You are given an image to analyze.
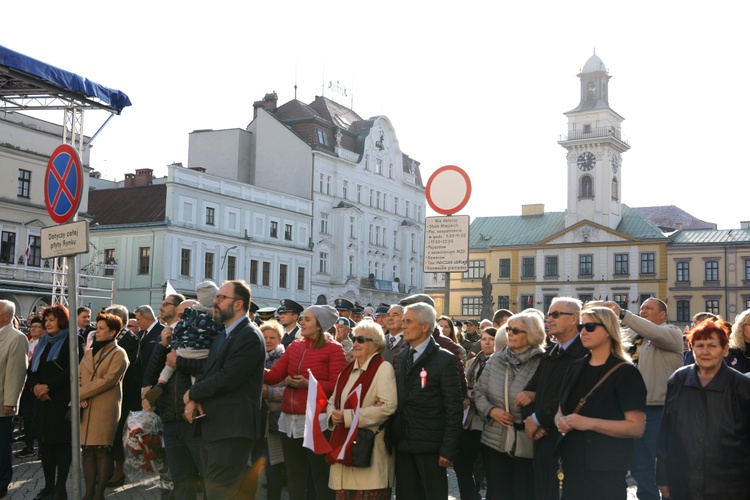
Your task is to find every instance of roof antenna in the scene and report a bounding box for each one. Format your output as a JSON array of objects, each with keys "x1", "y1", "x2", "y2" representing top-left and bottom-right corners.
[{"x1": 294, "y1": 64, "x2": 298, "y2": 100}]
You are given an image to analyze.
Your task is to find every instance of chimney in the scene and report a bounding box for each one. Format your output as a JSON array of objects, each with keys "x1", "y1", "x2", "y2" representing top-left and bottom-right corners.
[
  {"x1": 741, "y1": 221, "x2": 750, "y2": 230},
  {"x1": 253, "y1": 91, "x2": 279, "y2": 119},
  {"x1": 521, "y1": 204, "x2": 545, "y2": 216},
  {"x1": 124, "y1": 173, "x2": 135, "y2": 187},
  {"x1": 674, "y1": 223, "x2": 683, "y2": 230},
  {"x1": 132, "y1": 168, "x2": 153, "y2": 187}
]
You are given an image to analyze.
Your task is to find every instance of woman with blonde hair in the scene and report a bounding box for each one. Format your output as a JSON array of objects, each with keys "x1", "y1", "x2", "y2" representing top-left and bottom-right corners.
[
  {"x1": 555, "y1": 306, "x2": 647, "y2": 499},
  {"x1": 727, "y1": 309, "x2": 750, "y2": 373}
]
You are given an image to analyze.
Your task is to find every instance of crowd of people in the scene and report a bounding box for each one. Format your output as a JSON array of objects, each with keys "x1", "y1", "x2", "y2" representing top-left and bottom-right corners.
[{"x1": 2, "y1": 286, "x2": 750, "y2": 500}]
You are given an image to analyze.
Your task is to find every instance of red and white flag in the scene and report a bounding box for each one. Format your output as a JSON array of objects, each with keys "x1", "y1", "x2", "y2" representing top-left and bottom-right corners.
[
  {"x1": 24, "y1": 244, "x2": 31, "y2": 262},
  {"x1": 303, "y1": 370, "x2": 332, "y2": 454},
  {"x1": 331, "y1": 385, "x2": 362, "y2": 461}
]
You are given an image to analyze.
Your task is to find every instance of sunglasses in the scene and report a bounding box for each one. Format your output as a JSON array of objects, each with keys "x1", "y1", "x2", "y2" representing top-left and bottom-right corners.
[
  {"x1": 546, "y1": 311, "x2": 574, "y2": 319},
  {"x1": 506, "y1": 327, "x2": 528, "y2": 335},
  {"x1": 352, "y1": 336, "x2": 374, "y2": 344},
  {"x1": 577, "y1": 322, "x2": 605, "y2": 333}
]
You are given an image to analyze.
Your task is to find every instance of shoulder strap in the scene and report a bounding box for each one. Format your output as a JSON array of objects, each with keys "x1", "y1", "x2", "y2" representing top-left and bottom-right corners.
[{"x1": 572, "y1": 361, "x2": 627, "y2": 414}]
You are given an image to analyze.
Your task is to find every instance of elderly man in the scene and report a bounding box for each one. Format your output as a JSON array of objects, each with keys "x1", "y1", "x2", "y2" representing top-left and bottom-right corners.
[
  {"x1": 519, "y1": 297, "x2": 586, "y2": 500},
  {"x1": 382, "y1": 304, "x2": 407, "y2": 367},
  {"x1": 605, "y1": 298, "x2": 683, "y2": 500},
  {"x1": 134, "y1": 304, "x2": 165, "y2": 386},
  {"x1": 0, "y1": 300, "x2": 29, "y2": 497},
  {"x1": 392, "y1": 302, "x2": 463, "y2": 499}
]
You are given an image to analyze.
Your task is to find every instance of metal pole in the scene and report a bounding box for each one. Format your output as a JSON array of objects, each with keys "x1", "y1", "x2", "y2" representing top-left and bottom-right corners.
[{"x1": 67, "y1": 253, "x2": 82, "y2": 500}]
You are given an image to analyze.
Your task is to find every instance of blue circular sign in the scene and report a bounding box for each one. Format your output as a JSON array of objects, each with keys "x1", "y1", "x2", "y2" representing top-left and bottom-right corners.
[{"x1": 44, "y1": 144, "x2": 83, "y2": 224}]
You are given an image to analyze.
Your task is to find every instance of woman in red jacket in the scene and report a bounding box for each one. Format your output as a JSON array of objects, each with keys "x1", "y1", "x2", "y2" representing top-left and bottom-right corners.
[{"x1": 264, "y1": 305, "x2": 347, "y2": 500}]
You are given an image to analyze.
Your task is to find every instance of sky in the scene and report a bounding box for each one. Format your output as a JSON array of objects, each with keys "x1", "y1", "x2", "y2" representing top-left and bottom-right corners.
[{"x1": 3, "y1": 1, "x2": 748, "y2": 229}]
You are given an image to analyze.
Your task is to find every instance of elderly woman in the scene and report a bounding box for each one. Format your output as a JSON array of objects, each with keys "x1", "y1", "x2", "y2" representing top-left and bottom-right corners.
[
  {"x1": 264, "y1": 305, "x2": 348, "y2": 500},
  {"x1": 455, "y1": 327, "x2": 496, "y2": 500},
  {"x1": 555, "y1": 306, "x2": 646, "y2": 500},
  {"x1": 259, "y1": 320, "x2": 286, "y2": 500},
  {"x1": 656, "y1": 319, "x2": 750, "y2": 499},
  {"x1": 27, "y1": 305, "x2": 82, "y2": 500},
  {"x1": 79, "y1": 313, "x2": 129, "y2": 500},
  {"x1": 474, "y1": 311, "x2": 545, "y2": 499},
  {"x1": 326, "y1": 322, "x2": 397, "y2": 499}
]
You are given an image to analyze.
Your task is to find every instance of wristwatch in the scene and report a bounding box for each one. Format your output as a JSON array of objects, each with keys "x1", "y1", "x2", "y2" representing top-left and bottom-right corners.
[{"x1": 619, "y1": 309, "x2": 627, "y2": 321}]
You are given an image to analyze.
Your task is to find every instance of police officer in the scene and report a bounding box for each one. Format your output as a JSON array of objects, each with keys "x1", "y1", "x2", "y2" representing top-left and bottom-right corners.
[{"x1": 278, "y1": 299, "x2": 304, "y2": 348}]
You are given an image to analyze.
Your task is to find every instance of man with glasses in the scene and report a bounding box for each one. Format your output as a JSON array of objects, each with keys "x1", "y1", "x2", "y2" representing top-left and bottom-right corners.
[
  {"x1": 518, "y1": 297, "x2": 586, "y2": 500},
  {"x1": 183, "y1": 280, "x2": 265, "y2": 499}
]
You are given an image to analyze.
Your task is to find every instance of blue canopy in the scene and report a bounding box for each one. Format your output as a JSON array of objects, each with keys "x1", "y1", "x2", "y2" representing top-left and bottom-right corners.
[{"x1": 0, "y1": 44, "x2": 131, "y2": 114}]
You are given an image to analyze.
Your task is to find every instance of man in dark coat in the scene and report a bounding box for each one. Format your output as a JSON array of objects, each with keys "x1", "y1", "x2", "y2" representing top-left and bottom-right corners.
[
  {"x1": 392, "y1": 302, "x2": 463, "y2": 499},
  {"x1": 183, "y1": 280, "x2": 265, "y2": 499},
  {"x1": 134, "y1": 304, "x2": 164, "y2": 387}
]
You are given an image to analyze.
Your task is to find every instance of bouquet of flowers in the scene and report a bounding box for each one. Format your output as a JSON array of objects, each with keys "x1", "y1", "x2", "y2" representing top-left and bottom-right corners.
[{"x1": 123, "y1": 410, "x2": 165, "y2": 477}]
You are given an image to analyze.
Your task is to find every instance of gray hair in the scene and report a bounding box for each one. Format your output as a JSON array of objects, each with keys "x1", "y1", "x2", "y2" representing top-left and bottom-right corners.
[
  {"x1": 134, "y1": 305, "x2": 156, "y2": 320},
  {"x1": 506, "y1": 311, "x2": 546, "y2": 348},
  {"x1": 404, "y1": 302, "x2": 436, "y2": 334},
  {"x1": 105, "y1": 304, "x2": 129, "y2": 325},
  {"x1": 550, "y1": 297, "x2": 583, "y2": 315},
  {"x1": 0, "y1": 299, "x2": 15, "y2": 317},
  {"x1": 352, "y1": 321, "x2": 386, "y2": 354}
]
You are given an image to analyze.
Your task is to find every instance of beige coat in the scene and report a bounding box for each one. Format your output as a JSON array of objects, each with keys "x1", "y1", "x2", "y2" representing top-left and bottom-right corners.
[
  {"x1": 326, "y1": 354, "x2": 397, "y2": 491},
  {"x1": 79, "y1": 342, "x2": 129, "y2": 446},
  {"x1": 0, "y1": 323, "x2": 29, "y2": 413}
]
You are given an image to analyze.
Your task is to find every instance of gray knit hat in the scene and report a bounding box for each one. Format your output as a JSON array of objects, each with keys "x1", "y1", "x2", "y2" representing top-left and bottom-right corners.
[
  {"x1": 196, "y1": 280, "x2": 219, "y2": 308},
  {"x1": 306, "y1": 305, "x2": 339, "y2": 332}
]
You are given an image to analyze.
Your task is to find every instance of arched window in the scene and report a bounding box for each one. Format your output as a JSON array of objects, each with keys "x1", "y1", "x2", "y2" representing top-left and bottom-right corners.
[
  {"x1": 612, "y1": 177, "x2": 619, "y2": 200},
  {"x1": 580, "y1": 175, "x2": 594, "y2": 198}
]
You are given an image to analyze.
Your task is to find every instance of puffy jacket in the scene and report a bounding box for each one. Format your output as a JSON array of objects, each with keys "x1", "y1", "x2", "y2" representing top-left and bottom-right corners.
[{"x1": 264, "y1": 338, "x2": 347, "y2": 415}]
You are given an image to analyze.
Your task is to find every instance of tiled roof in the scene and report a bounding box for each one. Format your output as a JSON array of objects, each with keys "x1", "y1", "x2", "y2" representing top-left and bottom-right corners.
[
  {"x1": 469, "y1": 204, "x2": 666, "y2": 249},
  {"x1": 88, "y1": 184, "x2": 167, "y2": 225},
  {"x1": 308, "y1": 96, "x2": 363, "y2": 130},
  {"x1": 669, "y1": 228, "x2": 750, "y2": 245},
  {"x1": 274, "y1": 99, "x2": 320, "y2": 122},
  {"x1": 632, "y1": 205, "x2": 717, "y2": 231}
]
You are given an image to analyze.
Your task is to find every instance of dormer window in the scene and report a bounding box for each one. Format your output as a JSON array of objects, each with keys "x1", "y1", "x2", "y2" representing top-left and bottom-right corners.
[{"x1": 317, "y1": 129, "x2": 328, "y2": 146}]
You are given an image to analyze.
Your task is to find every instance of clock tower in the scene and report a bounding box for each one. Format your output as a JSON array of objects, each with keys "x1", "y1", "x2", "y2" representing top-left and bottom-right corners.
[{"x1": 559, "y1": 51, "x2": 630, "y2": 230}]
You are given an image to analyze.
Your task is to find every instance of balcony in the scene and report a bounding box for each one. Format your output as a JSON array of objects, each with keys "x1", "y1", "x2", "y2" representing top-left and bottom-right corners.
[
  {"x1": 559, "y1": 127, "x2": 630, "y2": 146},
  {"x1": 360, "y1": 277, "x2": 406, "y2": 293}
]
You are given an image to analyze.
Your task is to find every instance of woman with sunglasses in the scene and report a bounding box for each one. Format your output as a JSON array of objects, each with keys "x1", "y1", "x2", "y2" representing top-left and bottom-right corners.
[
  {"x1": 326, "y1": 321, "x2": 397, "y2": 499},
  {"x1": 473, "y1": 311, "x2": 545, "y2": 499},
  {"x1": 264, "y1": 305, "x2": 347, "y2": 500},
  {"x1": 555, "y1": 306, "x2": 646, "y2": 500}
]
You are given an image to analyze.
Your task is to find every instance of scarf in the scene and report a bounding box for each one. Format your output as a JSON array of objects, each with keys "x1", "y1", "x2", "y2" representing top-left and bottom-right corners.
[
  {"x1": 30, "y1": 329, "x2": 69, "y2": 372},
  {"x1": 265, "y1": 345, "x2": 285, "y2": 369},
  {"x1": 91, "y1": 336, "x2": 115, "y2": 357},
  {"x1": 326, "y1": 354, "x2": 385, "y2": 466},
  {"x1": 494, "y1": 344, "x2": 544, "y2": 375}
]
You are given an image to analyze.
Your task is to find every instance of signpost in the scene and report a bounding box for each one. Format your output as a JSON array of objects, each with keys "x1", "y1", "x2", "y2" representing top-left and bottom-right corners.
[{"x1": 44, "y1": 144, "x2": 85, "y2": 500}]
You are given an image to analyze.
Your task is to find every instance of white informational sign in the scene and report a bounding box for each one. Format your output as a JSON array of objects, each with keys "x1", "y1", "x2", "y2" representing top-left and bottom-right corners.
[
  {"x1": 41, "y1": 220, "x2": 90, "y2": 259},
  {"x1": 424, "y1": 215, "x2": 470, "y2": 273}
]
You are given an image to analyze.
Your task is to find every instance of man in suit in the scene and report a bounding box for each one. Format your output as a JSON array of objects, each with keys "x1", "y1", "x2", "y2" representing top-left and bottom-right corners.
[
  {"x1": 392, "y1": 302, "x2": 463, "y2": 500},
  {"x1": 382, "y1": 304, "x2": 407, "y2": 367},
  {"x1": 76, "y1": 307, "x2": 96, "y2": 350},
  {"x1": 134, "y1": 304, "x2": 164, "y2": 387},
  {"x1": 519, "y1": 297, "x2": 586, "y2": 500},
  {"x1": 183, "y1": 280, "x2": 265, "y2": 499},
  {"x1": 278, "y1": 299, "x2": 303, "y2": 348}
]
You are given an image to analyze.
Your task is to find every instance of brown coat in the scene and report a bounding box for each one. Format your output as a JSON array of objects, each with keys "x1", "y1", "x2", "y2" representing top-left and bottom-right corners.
[{"x1": 79, "y1": 342, "x2": 129, "y2": 446}]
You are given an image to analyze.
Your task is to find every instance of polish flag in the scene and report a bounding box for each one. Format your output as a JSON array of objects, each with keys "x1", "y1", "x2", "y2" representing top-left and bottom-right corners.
[
  {"x1": 303, "y1": 370, "x2": 332, "y2": 454},
  {"x1": 332, "y1": 385, "x2": 362, "y2": 461}
]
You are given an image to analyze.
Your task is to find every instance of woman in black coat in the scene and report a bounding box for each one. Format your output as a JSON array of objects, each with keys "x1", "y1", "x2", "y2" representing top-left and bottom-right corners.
[{"x1": 27, "y1": 305, "x2": 82, "y2": 500}]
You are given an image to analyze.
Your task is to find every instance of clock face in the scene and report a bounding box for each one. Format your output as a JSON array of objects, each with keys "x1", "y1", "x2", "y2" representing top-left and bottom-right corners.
[
  {"x1": 611, "y1": 154, "x2": 619, "y2": 173},
  {"x1": 577, "y1": 151, "x2": 596, "y2": 171}
]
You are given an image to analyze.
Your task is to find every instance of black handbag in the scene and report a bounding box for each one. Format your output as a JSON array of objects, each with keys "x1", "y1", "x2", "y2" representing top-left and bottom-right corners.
[{"x1": 350, "y1": 422, "x2": 387, "y2": 468}]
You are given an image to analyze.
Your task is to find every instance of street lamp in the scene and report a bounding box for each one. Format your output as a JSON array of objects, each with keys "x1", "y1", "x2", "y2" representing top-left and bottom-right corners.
[{"x1": 221, "y1": 245, "x2": 238, "y2": 270}]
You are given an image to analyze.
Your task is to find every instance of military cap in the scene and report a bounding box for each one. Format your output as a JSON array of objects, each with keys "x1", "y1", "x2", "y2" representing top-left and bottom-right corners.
[
  {"x1": 399, "y1": 293, "x2": 436, "y2": 308},
  {"x1": 334, "y1": 298, "x2": 354, "y2": 311},
  {"x1": 375, "y1": 303, "x2": 390, "y2": 316},
  {"x1": 257, "y1": 306, "x2": 277, "y2": 322},
  {"x1": 249, "y1": 301, "x2": 260, "y2": 314},
  {"x1": 278, "y1": 299, "x2": 304, "y2": 315},
  {"x1": 335, "y1": 317, "x2": 353, "y2": 328}
]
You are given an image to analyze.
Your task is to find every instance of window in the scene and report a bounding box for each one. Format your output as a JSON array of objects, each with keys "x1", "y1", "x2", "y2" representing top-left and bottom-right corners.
[
  {"x1": 613, "y1": 294, "x2": 628, "y2": 310},
  {"x1": 326, "y1": 176, "x2": 331, "y2": 195},
  {"x1": 319, "y1": 173, "x2": 325, "y2": 193},
  {"x1": 461, "y1": 297, "x2": 482, "y2": 316},
  {"x1": 18, "y1": 169, "x2": 31, "y2": 198},
  {"x1": 342, "y1": 180, "x2": 348, "y2": 199},
  {"x1": 497, "y1": 296, "x2": 510, "y2": 310},
  {"x1": 279, "y1": 264, "x2": 288, "y2": 288},
  {"x1": 393, "y1": 197, "x2": 399, "y2": 214},
  {"x1": 676, "y1": 261, "x2": 690, "y2": 282},
  {"x1": 357, "y1": 185, "x2": 362, "y2": 203},
  {"x1": 411, "y1": 234, "x2": 416, "y2": 253},
  {"x1": 410, "y1": 267, "x2": 416, "y2": 286},
  {"x1": 579, "y1": 255, "x2": 593, "y2": 276},
  {"x1": 285, "y1": 224, "x2": 293, "y2": 241},
  {"x1": 138, "y1": 247, "x2": 150, "y2": 275},
  {"x1": 705, "y1": 261, "x2": 719, "y2": 282},
  {"x1": 180, "y1": 249, "x2": 191, "y2": 276},
  {"x1": 376, "y1": 191, "x2": 381, "y2": 209},
  {"x1": 393, "y1": 230, "x2": 399, "y2": 250},
  {"x1": 520, "y1": 295, "x2": 534, "y2": 311},
  {"x1": 405, "y1": 200, "x2": 410, "y2": 218},
  {"x1": 745, "y1": 259, "x2": 750, "y2": 281},
  {"x1": 580, "y1": 176, "x2": 593, "y2": 198},
  {"x1": 350, "y1": 217, "x2": 356, "y2": 238},
  {"x1": 375, "y1": 158, "x2": 382, "y2": 175},
  {"x1": 369, "y1": 189, "x2": 373, "y2": 207},
  {"x1": 270, "y1": 221, "x2": 278, "y2": 238},
  {"x1": 543, "y1": 295, "x2": 556, "y2": 314},
  {"x1": 639, "y1": 293, "x2": 653, "y2": 305},
  {"x1": 250, "y1": 260, "x2": 258, "y2": 284},
  {"x1": 317, "y1": 129, "x2": 328, "y2": 146},
  {"x1": 297, "y1": 267, "x2": 305, "y2": 290},
  {"x1": 579, "y1": 294, "x2": 594, "y2": 304},
  {"x1": 28, "y1": 236, "x2": 41, "y2": 267},
  {"x1": 103, "y1": 248, "x2": 115, "y2": 275},
  {"x1": 521, "y1": 257, "x2": 535, "y2": 278},
  {"x1": 462, "y1": 260, "x2": 486, "y2": 279},
  {"x1": 614, "y1": 254, "x2": 629, "y2": 275},
  {"x1": 499, "y1": 258, "x2": 511, "y2": 278},
  {"x1": 369, "y1": 224, "x2": 374, "y2": 244},
  {"x1": 583, "y1": 124, "x2": 592, "y2": 134},
  {"x1": 612, "y1": 177, "x2": 619, "y2": 200},
  {"x1": 205, "y1": 207, "x2": 215, "y2": 226},
  {"x1": 705, "y1": 299, "x2": 720, "y2": 316},
  {"x1": 364, "y1": 155, "x2": 369, "y2": 171},
  {"x1": 388, "y1": 163, "x2": 393, "y2": 178},
  {"x1": 227, "y1": 256, "x2": 236, "y2": 280},
  {"x1": 262, "y1": 262, "x2": 271, "y2": 286},
  {"x1": 676, "y1": 300, "x2": 690, "y2": 323},
  {"x1": 0, "y1": 231, "x2": 15, "y2": 264},
  {"x1": 641, "y1": 253, "x2": 655, "y2": 274},
  {"x1": 204, "y1": 252, "x2": 214, "y2": 279},
  {"x1": 544, "y1": 256, "x2": 558, "y2": 277},
  {"x1": 319, "y1": 252, "x2": 329, "y2": 274}
]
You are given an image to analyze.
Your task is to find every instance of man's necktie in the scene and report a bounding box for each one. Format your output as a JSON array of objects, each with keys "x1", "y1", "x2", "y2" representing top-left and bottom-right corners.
[
  {"x1": 389, "y1": 336, "x2": 397, "y2": 350},
  {"x1": 405, "y1": 348, "x2": 416, "y2": 373},
  {"x1": 557, "y1": 346, "x2": 565, "y2": 357}
]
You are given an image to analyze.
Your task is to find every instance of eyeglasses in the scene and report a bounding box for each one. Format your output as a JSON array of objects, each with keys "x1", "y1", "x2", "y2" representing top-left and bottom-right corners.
[
  {"x1": 214, "y1": 294, "x2": 237, "y2": 302},
  {"x1": 352, "y1": 336, "x2": 375, "y2": 344},
  {"x1": 577, "y1": 322, "x2": 606, "y2": 333},
  {"x1": 546, "y1": 311, "x2": 574, "y2": 320},
  {"x1": 506, "y1": 327, "x2": 528, "y2": 335}
]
